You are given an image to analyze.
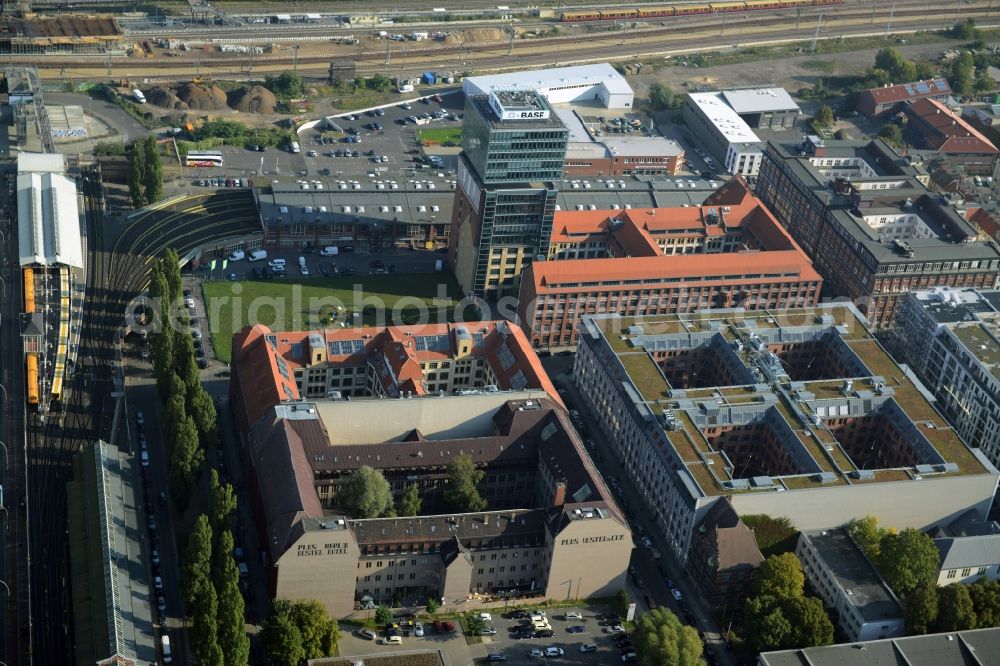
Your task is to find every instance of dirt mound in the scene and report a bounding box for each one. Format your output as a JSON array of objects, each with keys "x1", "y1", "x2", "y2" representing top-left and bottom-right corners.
[
  {"x1": 442, "y1": 28, "x2": 505, "y2": 45},
  {"x1": 145, "y1": 85, "x2": 188, "y2": 110},
  {"x1": 227, "y1": 85, "x2": 277, "y2": 114},
  {"x1": 175, "y1": 83, "x2": 229, "y2": 111}
]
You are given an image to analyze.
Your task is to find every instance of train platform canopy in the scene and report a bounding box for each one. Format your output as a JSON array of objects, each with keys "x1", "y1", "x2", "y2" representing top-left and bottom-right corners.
[
  {"x1": 17, "y1": 152, "x2": 84, "y2": 269},
  {"x1": 463, "y1": 63, "x2": 634, "y2": 109}
]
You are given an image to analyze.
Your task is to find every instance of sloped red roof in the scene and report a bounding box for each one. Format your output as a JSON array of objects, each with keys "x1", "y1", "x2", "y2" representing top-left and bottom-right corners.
[{"x1": 907, "y1": 98, "x2": 999, "y2": 155}]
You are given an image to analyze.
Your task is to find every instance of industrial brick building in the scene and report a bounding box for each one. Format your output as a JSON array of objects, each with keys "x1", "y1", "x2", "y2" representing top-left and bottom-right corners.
[
  {"x1": 895, "y1": 286, "x2": 1000, "y2": 468},
  {"x1": 856, "y1": 78, "x2": 952, "y2": 119},
  {"x1": 229, "y1": 320, "x2": 559, "y2": 431},
  {"x1": 903, "y1": 98, "x2": 1000, "y2": 176},
  {"x1": 755, "y1": 137, "x2": 1000, "y2": 327},
  {"x1": 573, "y1": 305, "x2": 999, "y2": 564},
  {"x1": 240, "y1": 391, "x2": 631, "y2": 618},
  {"x1": 517, "y1": 178, "x2": 822, "y2": 348}
]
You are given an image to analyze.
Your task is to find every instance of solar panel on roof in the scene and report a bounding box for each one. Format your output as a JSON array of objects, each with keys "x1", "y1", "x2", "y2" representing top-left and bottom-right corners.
[
  {"x1": 415, "y1": 335, "x2": 450, "y2": 352},
  {"x1": 329, "y1": 339, "x2": 365, "y2": 355},
  {"x1": 915, "y1": 82, "x2": 930, "y2": 93},
  {"x1": 904, "y1": 84, "x2": 914, "y2": 95}
]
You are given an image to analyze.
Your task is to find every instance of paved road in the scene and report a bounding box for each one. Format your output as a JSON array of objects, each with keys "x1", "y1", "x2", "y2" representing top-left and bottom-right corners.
[
  {"x1": 542, "y1": 356, "x2": 735, "y2": 666},
  {"x1": 46, "y1": 92, "x2": 152, "y2": 148}
]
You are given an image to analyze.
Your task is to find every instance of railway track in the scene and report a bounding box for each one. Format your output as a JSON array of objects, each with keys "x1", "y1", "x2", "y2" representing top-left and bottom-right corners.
[
  {"x1": 26, "y1": 2, "x2": 996, "y2": 82},
  {"x1": 23, "y1": 186, "x2": 260, "y2": 663}
]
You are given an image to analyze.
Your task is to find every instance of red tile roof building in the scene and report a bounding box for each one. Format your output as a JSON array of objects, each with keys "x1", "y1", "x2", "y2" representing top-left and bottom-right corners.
[
  {"x1": 857, "y1": 78, "x2": 952, "y2": 119},
  {"x1": 230, "y1": 320, "x2": 561, "y2": 430},
  {"x1": 904, "y1": 99, "x2": 999, "y2": 175},
  {"x1": 517, "y1": 178, "x2": 822, "y2": 348}
]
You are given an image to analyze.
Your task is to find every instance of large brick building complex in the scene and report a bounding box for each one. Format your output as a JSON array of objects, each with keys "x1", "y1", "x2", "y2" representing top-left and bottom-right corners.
[
  {"x1": 517, "y1": 178, "x2": 821, "y2": 348},
  {"x1": 573, "y1": 305, "x2": 998, "y2": 563},
  {"x1": 229, "y1": 320, "x2": 560, "y2": 431},
  {"x1": 756, "y1": 138, "x2": 1000, "y2": 327},
  {"x1": 241, "y1": 394, "x2": 631, "y2": 617}
]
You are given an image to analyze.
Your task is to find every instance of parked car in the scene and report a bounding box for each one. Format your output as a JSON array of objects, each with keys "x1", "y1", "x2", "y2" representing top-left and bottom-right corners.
[
  {"x1": 565, "y1": 611, "x2": 583, "y2": 620},
  {"x1": 413, "y1": 622, "x2": 424, "y2": 637},
  {"x1": 641, "y1": 536, "x2": 653, "y2": 549},
  {"x1": 528, "y1": 649, "x2": 544, "y2": 659},
  {"x1": 545, "y1": 647, "x2": 564, "y2": 658},
  {"x1": 486, "y1": 653, "x2": 508, "y2": 662},
  {"x1": 567, "y1": 625, "x2": 587, "y2": 634},
  {"x1": 356, "y1": 628, "x2": 377, "y2": 641},
  {"x1": 579, "y1": 643, "x2": 598, "y2": 652},
  {"x1": 671, "y1": 588, "x2": 683, "y2": 600}
]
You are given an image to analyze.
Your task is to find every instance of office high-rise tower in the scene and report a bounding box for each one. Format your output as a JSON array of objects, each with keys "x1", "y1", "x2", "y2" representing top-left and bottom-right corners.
[{"x1": 449, "y1": 90, "x2": 569, "y2": 298}]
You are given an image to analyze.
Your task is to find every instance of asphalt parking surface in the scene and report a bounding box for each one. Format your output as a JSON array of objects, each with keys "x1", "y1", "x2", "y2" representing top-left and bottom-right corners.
[
  {"x1": 192, "y1": 91, "x2": 465, "y2": 184},
  {"x1": 213, "y1": 246, "x2": 446, "y2": 281},
  {"x1": 337, "y1": 605, "x2": 633, "y2": 665}
]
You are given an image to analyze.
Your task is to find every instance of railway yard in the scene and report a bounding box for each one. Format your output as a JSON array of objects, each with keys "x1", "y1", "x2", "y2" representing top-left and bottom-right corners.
[{"x1": 2, "y1": 0, "x2": 993, "y2": 82}]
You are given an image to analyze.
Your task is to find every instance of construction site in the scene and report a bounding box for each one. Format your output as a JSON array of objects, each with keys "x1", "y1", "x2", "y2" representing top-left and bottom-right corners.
[{"x1": 0, "y1": 12, "x2": 127, "y2": 55}]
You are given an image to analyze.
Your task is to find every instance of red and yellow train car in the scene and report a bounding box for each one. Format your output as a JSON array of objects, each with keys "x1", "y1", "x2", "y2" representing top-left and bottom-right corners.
[
  {"x1": 26, "y1": 352, "x2": 39, "y2": 406},
  {"x1": 561, "y1": 0, "x2": 845, "y2": 22}
]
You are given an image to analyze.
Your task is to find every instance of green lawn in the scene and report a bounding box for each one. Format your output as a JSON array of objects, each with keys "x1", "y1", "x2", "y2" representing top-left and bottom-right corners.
[
  {"x1": 202, "y1": 273, "x2": 473, "y2": 362},
  {"x1": 418, "y1": 127, "x2": 462, "y2": 145}
]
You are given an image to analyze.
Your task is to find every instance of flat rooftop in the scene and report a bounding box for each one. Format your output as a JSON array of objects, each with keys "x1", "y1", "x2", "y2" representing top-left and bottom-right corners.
[
  {"x1": 584, "y1": 304, "x2": 991, "y2": 499},
  {"x1": 910, "y1": 286, "x2": 1000, "y2": 379},
  {"x1": 688, "y1": 92, "x2": 762, "y2": 144},
  {"x1": 464, "y1": 62, "x2": 632, "y2": 98},
  {"x1": 802, "y1": 528, "x2": 901, "y2": 623},
  {"x1": 769, "y1": 139, "x2": 1000, "y2": 266},
  {"x1": 722, "y1": 88, "x2": 800, "y2": 115}
]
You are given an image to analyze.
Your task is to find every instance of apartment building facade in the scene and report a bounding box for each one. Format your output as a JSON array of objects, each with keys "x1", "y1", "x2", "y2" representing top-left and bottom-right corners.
[
  {"x1": 683, "y1": 93, "x2": 764, "y2": 176},
  {"x1": 755, "y1": 138, "x2": 1000, "y2": 327},
  {"x1": 518, "y1": 178, "x2": 822, "y2": 348},
  {"x1": 895, "y1": 287, "x2": 1000, "y2": 467},
  {"x1": 573, "y1": 306, "x2": 999, "y2": 563}
]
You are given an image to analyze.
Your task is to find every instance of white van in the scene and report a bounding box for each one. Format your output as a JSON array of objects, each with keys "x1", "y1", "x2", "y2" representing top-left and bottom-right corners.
[
  {"x1": 248, "y1": 249, "x2": 268, "y2": 262},
  {"x1": 238, "y1": 562, "x2": 249, "y2": 578},
  {"x1": 228, "y1": 249, "x2": 245, "y2": 261},
  {"x1": 398, "y1": 84, "x2": 414, "y2": 93},
  {"x1": 320, "y1": 246, "x2": 339, "y2": 256},
  {"x1": 298, "y1": 256, "x2": 307, "y2": 267},
  {"x1": 290, "y1": 141, "x2": 301, "y2": 154},
  {"x1": 161, "y1": 634, "x2": 173, "y2": 663},
  {"x1": 268, "y1": 258, "x2": 286, "y2": 269}
]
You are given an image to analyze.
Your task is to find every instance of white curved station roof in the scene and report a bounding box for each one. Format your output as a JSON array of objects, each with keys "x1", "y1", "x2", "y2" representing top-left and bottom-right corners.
[{"x1": 17, "y1": 153, "x2": 84, "y2": 269}]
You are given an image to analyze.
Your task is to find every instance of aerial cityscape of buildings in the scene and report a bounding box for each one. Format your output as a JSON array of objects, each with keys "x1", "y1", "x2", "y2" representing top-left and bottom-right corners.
[{"x1": 2, "y1": 4, "x2": 1000, "y2": 664}]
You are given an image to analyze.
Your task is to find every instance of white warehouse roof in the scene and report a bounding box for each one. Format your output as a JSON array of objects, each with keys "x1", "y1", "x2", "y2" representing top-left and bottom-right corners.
[
  {"x1": 687, "y1": 92, "x2": 762, "y2": 145},
  {"x1": 463, "y1": 63, "x2": 633, "y2": 108},
  {"x1": 17, "y1": 154, "x2": 84, "y2": 268},
  {"x1": 722, "y1": 87, "x2": 800, "y2": 115}
]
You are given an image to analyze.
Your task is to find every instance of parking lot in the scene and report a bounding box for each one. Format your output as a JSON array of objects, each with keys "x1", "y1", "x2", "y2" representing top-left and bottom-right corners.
[
  {"x1": 216, "y1": 245, "x2": 445, "y2": 282},
  {"x1": 188, "y1": 91, "x2": 465, "y2": 185},
  {"x1": 337, "y1": 605, "x2": 636, "y2": 665}
]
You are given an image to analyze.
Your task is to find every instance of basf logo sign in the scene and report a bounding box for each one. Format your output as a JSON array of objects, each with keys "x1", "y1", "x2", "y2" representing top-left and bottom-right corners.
[{"x1": 500, "y1": 109, "x2": 550, "y2": 120}]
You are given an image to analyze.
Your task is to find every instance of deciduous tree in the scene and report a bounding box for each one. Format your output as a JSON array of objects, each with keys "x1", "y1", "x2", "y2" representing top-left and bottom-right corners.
[
  {"x1": 969, "y1": 578, "x2": 1000, "y2": 628},
  {"x1": 876, "y1": 529, "x2": 940, "y2": 597},
  {"x1": 213, "y1": 529, "x2": 250, "y2": 666},
  {"x1": 741, "y1": 514, "x2": 796, "y2": 557},
  {"x1": 904, "y1": 581, "x2": 939, "y2": 635},
  {"x1": 397, "y1": 483, "x2": 422, "y2": 517},
  {"x1": 754, "y1": 553, "x2": 806, "y2": 599},
  {"x1": 785, "y1": 595, "x2": 834, "y2": 648},
  {"x1": 170, "y1": 414, "x2": 204, "y2": 501},
  {"x1": 143, "y1": 135, "x2": 164, "y2": 204},
  {"x1": 632, "y1": 607, "x2": 703, "y2": 666},
  {"x1": 262, "y1": 604, "x2": 305, "y2": 666},
  {"x1": 287, "y1": 599, "x2": 338, "y2": 659},
  {"x1": 647, "y1": 82, "x2": 675, "y2": 110},
  {"x1": 813, "y1": 105, "x2": 834, "y2": 128},
  {"x1": 443, "y1": 454, "x2": 487, "y2": 512},
  {"x1": 128, "y1": 143, "x2": 146, "y2": 207},
  {"x1": 847, "y1": 515, "x2": 886, "y2": 561},
  {"x1": 951, "y1": 51, "x2": 976, "y2": 95},
  {"x1": 937, "y1": 583, "x2": 978, "y2": 632},
  {"x1": 338, "y1": 466, "x2": 393, "y2": 518},
  {"x1": 192, "y1": 580, "x2": 224, "y2": 666}
]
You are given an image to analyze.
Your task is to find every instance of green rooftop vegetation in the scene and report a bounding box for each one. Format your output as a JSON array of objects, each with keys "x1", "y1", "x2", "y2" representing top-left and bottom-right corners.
[{"x1": 617, "y1": 352, "x2": 669, "y2": 401}]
